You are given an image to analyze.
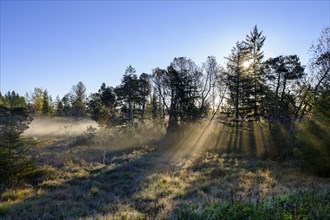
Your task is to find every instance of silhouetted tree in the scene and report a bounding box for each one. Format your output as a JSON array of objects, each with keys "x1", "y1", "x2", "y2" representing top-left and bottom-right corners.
[
  {"x1": 42, "y1": 90, "x2": 52, "y2": 116},
  {"x1": 243, "y1": 25, "x2": 266, "y2": 118},
  {"x1": 296, "y1": 27, "x2": 330, "y2": 119},
  {"x1": 202, "y1": 56, "x2": 220, "y2": 113},
  {"x1": 296, "y1": 89, "x2": 330, "y2": 177},
  {"x1": 150, "y1": 90, "x2": 163, "y2": 122},
  {"x1": 309, "y1": 26, "x2": 330, "y2": 93},
  {"x1": 224, "y1": 42, "x2": 249, "y2": 126},
  {"x1": 0, "y1": 92, "x2": 35, "y2": 185},
  {"x1": 263, "y1": 55, "x2": 305, "y2": 118},
  {"x1": 62, "y1": 93, "x2": 72, "y2": 116},
  {"x1": 71, "y1": 81, "x2": 87, "y2": 118},
  {"x1": 115, "y1": 65, "x2": 140, "y2": 127},
  {"x1": 152, "y1": 57, "x2": 208, "y2": 134},
  {"x1": 54, "y1": 95, "x2": 64, "y2": 116},
  {"x1": 88, "y1": 83, "x2": 117, "y2": 126},
  {"x1": 139, "y1": 73, "x2": 151, "y2": 123}
]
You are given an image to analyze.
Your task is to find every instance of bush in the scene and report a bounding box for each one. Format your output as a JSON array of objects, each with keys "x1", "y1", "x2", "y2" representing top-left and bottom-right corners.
[
  {"x1": 21, "y1": 167, "x2": 60, "y2": 186},
  {"x1": 295, "y1": 90, "x2": 330, "y2": 177}
]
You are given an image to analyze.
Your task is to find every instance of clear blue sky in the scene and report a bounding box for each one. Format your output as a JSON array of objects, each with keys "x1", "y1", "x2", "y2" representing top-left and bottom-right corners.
[{"x1": 1, "y1": 0, "x2": 329, "y2": 98}]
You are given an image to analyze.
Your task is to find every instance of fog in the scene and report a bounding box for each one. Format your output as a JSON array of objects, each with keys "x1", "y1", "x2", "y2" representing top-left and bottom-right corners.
[{"x1": 24, "y1": 117, "x2": 99, "y2": 137}]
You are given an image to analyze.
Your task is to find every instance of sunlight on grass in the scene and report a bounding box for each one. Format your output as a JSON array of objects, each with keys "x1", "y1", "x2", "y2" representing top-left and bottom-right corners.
[
  {"x1": 2, "y1": 118, "x2": 329, "y2": 219},
  {"x1": 1, "y1": 188, "x2": 34, "y2": 201},
  {"x1": 0, "y1": 188, "x2": 38, "y2": 215}
]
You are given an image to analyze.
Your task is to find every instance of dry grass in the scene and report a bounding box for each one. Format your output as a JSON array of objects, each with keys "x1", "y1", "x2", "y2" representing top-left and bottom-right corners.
[{"x1": 1, "y1": 118, "x2": 329, "y2": 219}]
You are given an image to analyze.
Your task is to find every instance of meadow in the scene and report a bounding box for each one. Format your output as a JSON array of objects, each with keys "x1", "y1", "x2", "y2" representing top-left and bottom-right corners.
[{"x1": 1, "y1": 117, "x2": 329, "y2": 219}]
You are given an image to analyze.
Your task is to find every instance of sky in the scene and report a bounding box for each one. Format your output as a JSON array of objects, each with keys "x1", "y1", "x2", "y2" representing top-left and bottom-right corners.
[{"x1": 1, "y1": 0, "x2": 329, "y2": 98}]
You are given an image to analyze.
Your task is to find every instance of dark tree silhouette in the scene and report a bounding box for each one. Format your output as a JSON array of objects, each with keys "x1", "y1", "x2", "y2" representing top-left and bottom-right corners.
[
  {"x1": 71, "y1": 81, "x2": 87, "y2": 118},
  {"x1": 0, "y1": 93, "x2": 34, "y2": 185}
]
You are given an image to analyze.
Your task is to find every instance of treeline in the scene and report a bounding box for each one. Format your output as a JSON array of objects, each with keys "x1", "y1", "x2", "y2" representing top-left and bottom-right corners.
[
  {"x1": 1, "y1": 25, "x2": 329, "y2": 176},
  {"x1": 4, "y1": 26, "x2": 327, "y2": 131}
]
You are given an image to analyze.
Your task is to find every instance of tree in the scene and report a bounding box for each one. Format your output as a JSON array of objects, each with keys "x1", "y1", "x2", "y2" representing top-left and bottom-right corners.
[
  {"x1": 139, "y1": 73, "x2": 151, "y2": 123},
  {"x1": 262, "y1": 55, "x2": 305, "y2": 118},
  {"x1": 30, "y1": 88, "x2": 44, "y2": 115},
  {"x1": 0, "y1": 93, "x2": 4, "y2": 106},
  {"x1": 152, "y1": 57, "x2": 207, "y2": 134},
  {"x1": 3, "y1": 91, "x2": 27, "y2": 108},
  {"x1": 243, "y1": 25, "x2": 266, "y2": 118},
  {"x1": 88, "y1": 83, "x2": 117, "y2": 126},
  {"x1": 224, "y1": 42, "x2": 249, "y2": 126},
  {"x1": 150, "y1": 90, "x2": 162, "y2": 122},
  {"x1": 295, "y1": 89, "x2": 330, "y2": 177},
  {"x1": 171, "y1": 57, "x2": 206, "y2": 122},
  {"x1": 0, "y1": 92, "x2": 35, "y2": 185},
  {"x1": 62, "y1": 93, "x2": 72, "y2": 116},
  {"x1": 309, "y1": 26, "x2": 330, "y2": 93},
  {"x1": 115, "y1": 66, "x2": 140, "y2": 127},
  {"x1": 202, "y1": 56, "x2": 220, "y2": 113},
  {"x1": 93, "y1": 128, "x2": 113, "y2": 165},
  {"x1": 54, "y1": 95, "x2": 64, "y2": 116},
  {"x1": 71, "y1": 81, "x2": 87, "y2": 118},
  {"x1": 42, "y1": 90, "x2": 52, "y2": 116},
  {"x1": 297, "y1": 27, "x2": 330, "y2": 119}
]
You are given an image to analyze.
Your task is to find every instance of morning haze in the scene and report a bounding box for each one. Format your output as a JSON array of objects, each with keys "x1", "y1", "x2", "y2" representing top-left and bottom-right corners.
[{"x1": 0, "y1": 1, "x2": 329, "y2": 219}]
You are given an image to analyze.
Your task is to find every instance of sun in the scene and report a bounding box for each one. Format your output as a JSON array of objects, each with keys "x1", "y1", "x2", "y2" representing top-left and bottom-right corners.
[{"x1": 242, "y1": 60, "x2": 252, "y2": 69}]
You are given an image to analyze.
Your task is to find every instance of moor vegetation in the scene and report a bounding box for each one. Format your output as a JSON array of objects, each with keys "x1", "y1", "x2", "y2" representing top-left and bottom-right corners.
[{"x1": 0, "y1": 26, "x2": 329, "y2": 219}]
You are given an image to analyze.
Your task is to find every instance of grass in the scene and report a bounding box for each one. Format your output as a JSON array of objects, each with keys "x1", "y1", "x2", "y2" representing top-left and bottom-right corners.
[
  {"x1": 1, "y1": 120, "x2": 329, "y2": 219},
  {"x1": 176, "y1": 190, "x2": 330, "y2": 220},
  {"x1": 1, "y1": 149, "x2": 329, "y2": 219}
]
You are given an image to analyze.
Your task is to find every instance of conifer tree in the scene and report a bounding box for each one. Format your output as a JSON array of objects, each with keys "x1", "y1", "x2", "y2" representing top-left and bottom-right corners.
[
  {"x1": 71, "y1": 81, "x2": 87, "y2": 118},
  {"x1": 88, "y1": 83, "x2": 117, "y2": 126},
  {"x1": 224, "y1": 42, "x2": 249, "y2": 126},
  {"x1": 262, "y1": 55, "x2": 305, "y2": 117},
  {"x1": 139, "y1": 73, "x2": 151, "y2": 123},
  {"x1": 115, "y1": 66, "x2": 140, "y2": 127},
  {"x1": 42, "y1": 90, "x2": 51, "y2": 116},
  {"x1": 0, "y1": 92, "x2": 35, "y2": 185},
  {"x1": 243, "y1": 25, "x2": 266, "y2": 118}
]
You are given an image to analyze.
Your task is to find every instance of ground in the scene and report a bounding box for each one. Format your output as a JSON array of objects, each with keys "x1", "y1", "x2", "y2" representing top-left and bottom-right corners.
[{"x1": 0, "y1": 118, "x2": 329, "y2": 219}]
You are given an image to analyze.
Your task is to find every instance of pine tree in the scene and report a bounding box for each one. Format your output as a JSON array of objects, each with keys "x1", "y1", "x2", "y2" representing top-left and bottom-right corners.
[
  {"x1": 243, "y1": 25, "x2": 266, "y2": 118},
  {"x1": 42, "y1": 90, "x2": 51, "y2": 116},
  {"x1": 0, "y1": 93, "x2": 35, "y2": 185},
  {"x1": 224, "y1": 42, "x2": 249, "y2": 126},
  {"x1": 71, "y1": 81, "x2": 87, "y2": 118},
  {"x1": 54, "y1": 95, "x2": 64, "y2": 116},
  {"x1": 262, "y1": 55, "x2": 305, "y2": 117},
  {"x1": 62, "y1": 94, "x2": 72, "y2": 116},
  {"x1": 139, "y1": 73, "x2": 151, "y2": 123},
  {"x1": 115, "y1": 66, "x2": 140, "y2": 127},
  {"x1": 88, "y1": 83, "x2": 117, "y2": 126}
]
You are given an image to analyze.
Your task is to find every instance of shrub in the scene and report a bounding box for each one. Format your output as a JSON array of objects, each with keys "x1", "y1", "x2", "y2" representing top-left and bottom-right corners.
[
  {"x1": 21, "y1": 167, "x2": 60, "y2": 185},
  {"x1": 295, "y1": 90, "x2": 330, "y2": 177}
]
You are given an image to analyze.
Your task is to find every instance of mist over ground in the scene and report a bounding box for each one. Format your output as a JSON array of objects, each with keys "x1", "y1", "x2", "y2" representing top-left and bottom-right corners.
[{"x1": 24, "y1": 117, "x2": 99, "y2": 137}]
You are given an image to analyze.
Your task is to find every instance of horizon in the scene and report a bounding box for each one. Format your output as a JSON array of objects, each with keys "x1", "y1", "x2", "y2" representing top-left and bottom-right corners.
[{"x1": 1, "y1": 0, "x2": 329, "y2": 98}]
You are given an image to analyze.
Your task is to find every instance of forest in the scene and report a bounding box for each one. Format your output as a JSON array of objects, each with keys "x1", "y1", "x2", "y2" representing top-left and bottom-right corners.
[{"x1": 0, "y1": 26, "x2": 329, "y2": 219}]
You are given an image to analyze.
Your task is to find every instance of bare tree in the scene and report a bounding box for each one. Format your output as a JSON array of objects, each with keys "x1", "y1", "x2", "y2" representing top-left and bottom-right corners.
[
  {"x1": 309, "y1": 26, "x2": 330, "y2": 93},
  {"x1": 94, "y1": 128, "x2": 113, "y2": 165},
  {"x1": 202, "y1": 56, "x2": 220, "y2": 113}
]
